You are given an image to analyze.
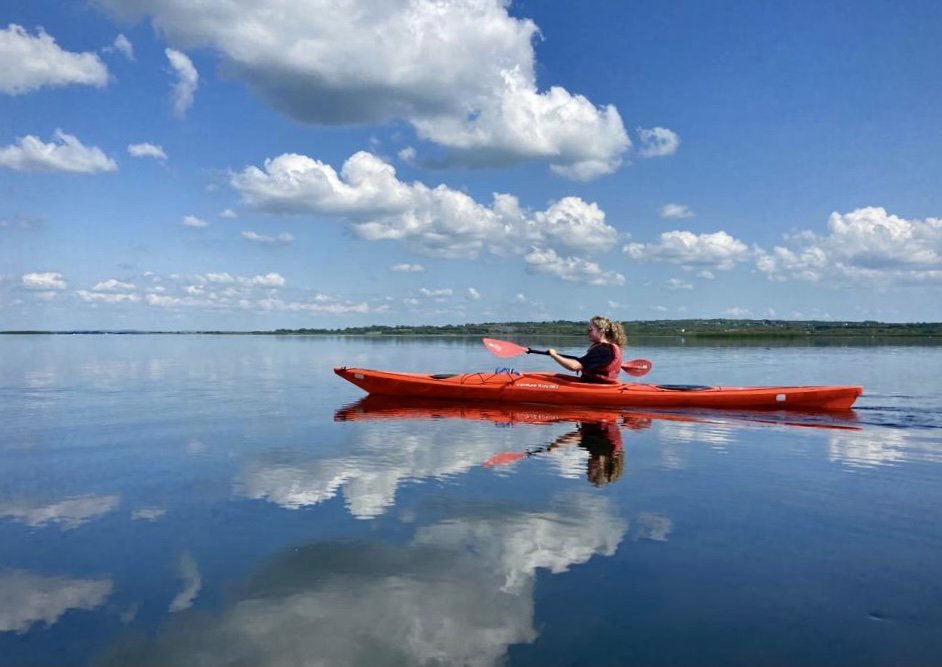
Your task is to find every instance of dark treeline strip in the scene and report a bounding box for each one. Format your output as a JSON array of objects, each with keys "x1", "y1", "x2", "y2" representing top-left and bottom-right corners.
[
  {"x1": 4, "y1": 319, "x2": 941, "y2": 337},
  {"x1": 271, "y1": 319, "x2": 942, "y2": 338}
]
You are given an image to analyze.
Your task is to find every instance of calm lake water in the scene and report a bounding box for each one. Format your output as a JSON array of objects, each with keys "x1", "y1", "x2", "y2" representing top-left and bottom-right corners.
[{"x1": 2, "y1": 334, "x2": 941, "y2": 666}]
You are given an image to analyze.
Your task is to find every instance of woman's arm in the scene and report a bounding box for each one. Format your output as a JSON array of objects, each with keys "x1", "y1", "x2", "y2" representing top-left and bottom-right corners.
[{"x1": 548, "y1": 348, "x2": 583, "y2": 372}]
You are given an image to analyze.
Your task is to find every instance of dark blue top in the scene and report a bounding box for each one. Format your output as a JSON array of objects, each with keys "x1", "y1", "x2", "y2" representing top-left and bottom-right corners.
[{"x1": 578, "y1": 344, "x2": 615, "y2": 376}]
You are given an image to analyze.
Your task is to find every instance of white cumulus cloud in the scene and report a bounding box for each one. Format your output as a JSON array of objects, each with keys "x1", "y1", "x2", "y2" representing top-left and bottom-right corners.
[
  {"x1": 231, "y1": 150, "x2": 623, "y2": 284},
  {"x1": 0, "y1": 24, "x2": 108, "y2": 94},
  {"x1": 246, "y1": 272, "x2": 285, "y2": 287},
  {"x1": 262, "y1": 298, "x2": 383, "y2": 315},
  {"x1": 94, "y1": 0, "x2": 630, "y2": 178},
  {"x1": 232, "y1": 151, "x2": 413, "y2": 217},
  {"x1": 193, "y1": 271, "x2": 285, "y2": 287},
  {"x1": 418, "y1": 67, "x2": 630, "y2": 180},
  {"x1": 525, "y1": 248, "x2": 625, "y2": 286},
  {"x1": 624, "y1": 230, "x2": 750, "y2": 270},
  {"x1": 143, "y1": 272, "x2": 314, "y2": 314},
  {"x1": 128, "y1": 142, "x2": 167, "y2": 161},
  {"x1": 0, "y1": 130, "x2": 117, "y2": 173},
  {"x1": 397, "y1": 146, "x2": 417, "y2": 164},
  {"x1": 183, "y1": 215, "x2": 208, "y2": 228},
  {"x1": 92, "y1": 279, "x2": 135, "y2": 292},
  {"x1": 241, "y1": 230, "x2": 295, "y2": 244},
  {"x1": 666, "y1": 278, "x2": 693, "y2": 290},
  {"x1": 165, "y1": 48, "x2": 198, "y2": 117},
  {"x1": 76, "y1": 291, "x2": 140, "y2": 303},
  {"x1": 637, "y1": 126, "x2": 680, "y2": 158},
  {"x1": 391, "y1": 263, "x2": 424, "y2": 273},
  {"x1": 22, "y1": 272, "x2": 66, "y2": 290},
  {"x1": 419, "y1": 287, "x2": 454, "y2": 299},
  {"x1": 140, "y1": 271, "x2": 342, "y2": 315},
  {"x1": 660, "y1": 203, "x2": 694, "y2": 220},
  {"x1": 534, "y1": 197, "x2": 617, "y2": 254},
  {"x1": 112, "y1": 33, "x2": 134, "y2": 60},
  {"x1": 756, "y1": 207, "x2": 942, "y2": 284}
]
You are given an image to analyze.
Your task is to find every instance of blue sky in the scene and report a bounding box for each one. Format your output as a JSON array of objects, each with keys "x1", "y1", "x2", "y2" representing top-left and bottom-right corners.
[{"x1": 2, "y1": 0, "x2": 941, "y2": 330}]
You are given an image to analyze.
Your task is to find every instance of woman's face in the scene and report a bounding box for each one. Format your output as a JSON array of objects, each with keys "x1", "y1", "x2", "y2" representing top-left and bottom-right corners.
[{"x1": 587, "y1": 323, "x2": 602, "y2": 343}]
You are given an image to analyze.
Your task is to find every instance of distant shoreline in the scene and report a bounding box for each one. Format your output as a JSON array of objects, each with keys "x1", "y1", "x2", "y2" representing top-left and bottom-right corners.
[{"x1": 3, "y1": 319, "x2": 941, "y2": 338}]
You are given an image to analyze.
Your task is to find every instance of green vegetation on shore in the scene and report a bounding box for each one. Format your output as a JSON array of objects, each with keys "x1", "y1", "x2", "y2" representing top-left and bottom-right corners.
[
  {"x1": 272, "y1": 319, "x2": 942, "y2": 338},
  {"x1": 7, "y1": 319, "x2": 939, "y2": 338}
]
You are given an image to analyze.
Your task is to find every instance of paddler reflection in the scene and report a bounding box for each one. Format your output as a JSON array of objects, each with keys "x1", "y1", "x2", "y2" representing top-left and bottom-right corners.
[
  {"x1": 492, "y1": 415, "x2": 651, "y2": 486},
  {"x1": 547, "y1": 420, "x2": 626, "y2": 486}
]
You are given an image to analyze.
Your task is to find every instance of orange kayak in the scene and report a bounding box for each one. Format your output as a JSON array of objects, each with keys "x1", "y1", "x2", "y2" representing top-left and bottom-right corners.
[{"x1": 334, "y1": 367, "x2": 863, "y2": 411}]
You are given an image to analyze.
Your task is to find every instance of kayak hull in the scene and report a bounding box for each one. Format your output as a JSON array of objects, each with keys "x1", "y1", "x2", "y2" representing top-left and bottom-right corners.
[{"x1": 334, "y1": 367, "x2": 863, "y2": 411}]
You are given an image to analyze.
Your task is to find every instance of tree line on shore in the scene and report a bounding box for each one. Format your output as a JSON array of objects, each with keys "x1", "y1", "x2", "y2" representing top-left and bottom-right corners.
[
  {"x1": 271, "y1": 319, "x2": 942, "y2": 338},
  {"x1": 4, "y1": 319, "x2": 940, "y2": 337}
]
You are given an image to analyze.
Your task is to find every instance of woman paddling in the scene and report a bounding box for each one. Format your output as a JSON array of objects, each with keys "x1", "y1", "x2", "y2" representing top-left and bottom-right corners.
[{"x1": 547, "y1": 316, "x2": 627, "y2": 383}]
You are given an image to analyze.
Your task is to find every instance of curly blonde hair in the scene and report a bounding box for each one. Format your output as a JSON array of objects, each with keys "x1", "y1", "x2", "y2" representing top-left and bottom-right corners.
[{"x1": 590, "y1": 315, "x2": 627, "y2": 347}]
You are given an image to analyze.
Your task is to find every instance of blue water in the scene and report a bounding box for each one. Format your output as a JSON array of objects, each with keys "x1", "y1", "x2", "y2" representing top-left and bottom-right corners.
[{"x1": 1, "y1": 335, "x2": 941, "y2": 666}]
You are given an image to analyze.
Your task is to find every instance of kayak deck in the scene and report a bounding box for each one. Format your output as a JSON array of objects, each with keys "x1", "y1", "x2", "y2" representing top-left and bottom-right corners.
[{"x1": 334, "y1": 367, "x2": 863, "y2": 411}]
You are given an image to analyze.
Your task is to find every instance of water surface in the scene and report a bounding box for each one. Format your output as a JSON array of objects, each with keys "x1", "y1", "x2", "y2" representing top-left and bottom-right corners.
[{"x1": 1, "y1": 335, "x2": 941, "y2": 666}]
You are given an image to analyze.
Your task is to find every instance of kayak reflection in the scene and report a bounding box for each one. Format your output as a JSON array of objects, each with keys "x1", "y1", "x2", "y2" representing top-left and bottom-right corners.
[
  {"x1": 338, "y1": 394, "x2": 673, "y2": 426},
  {"x1": 335, "y1": 396, "x2": 668, "y2": 487},
  {"x1": 335, "y1": 395, "x2": 861, "y2": 431},
  {"x1": 338, "y1": 395, "x2": 862, "y2": 489}
]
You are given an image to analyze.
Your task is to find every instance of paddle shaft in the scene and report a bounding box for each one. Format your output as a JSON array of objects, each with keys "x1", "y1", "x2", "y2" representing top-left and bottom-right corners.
[{"x1": 526, "y1": 347, "x2": 578, "y2": 360}]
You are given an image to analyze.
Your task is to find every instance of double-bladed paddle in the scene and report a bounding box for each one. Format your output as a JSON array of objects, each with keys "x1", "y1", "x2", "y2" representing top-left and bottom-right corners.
[{"x1": 482, "y1": 337, "x2": 652, "y2": 377}]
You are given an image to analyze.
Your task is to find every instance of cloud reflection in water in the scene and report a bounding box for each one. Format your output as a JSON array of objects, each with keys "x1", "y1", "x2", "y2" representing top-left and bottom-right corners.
[
  {"x1": 0, "y1": 569, "x2": 112, "y2": 633},
  {"x1": 102, "y1": 493, "x2": 626, "y2": 667},
  {"x1": 236, "y1": 420, "x2": 540, "y2": 518},
  {"x1": 0, "y1": 494, "x2": 120, "y2": 529}
]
